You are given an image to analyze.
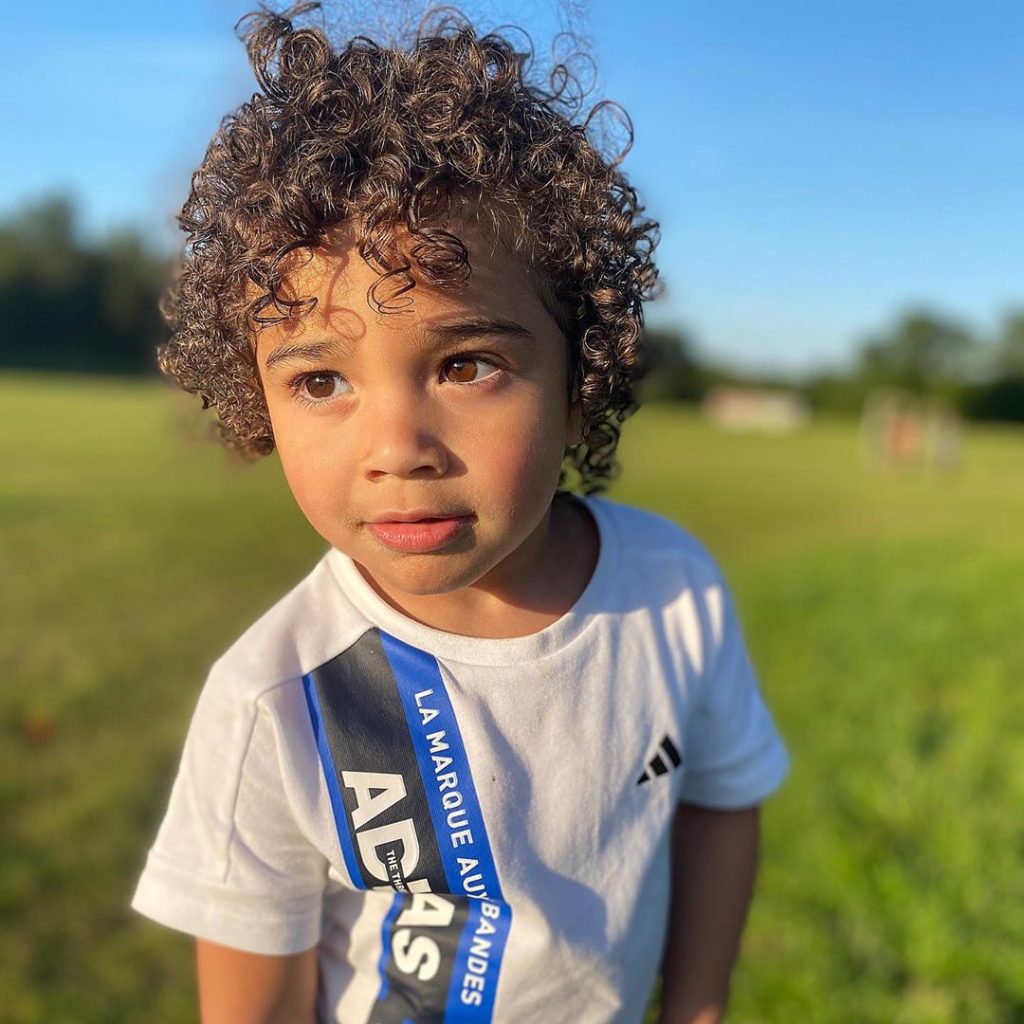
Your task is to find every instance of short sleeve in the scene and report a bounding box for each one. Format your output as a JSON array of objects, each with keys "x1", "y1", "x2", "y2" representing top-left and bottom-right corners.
[
  {"x1": 130, "y1": 671, "x2": 329, "y2": 954},
  {"x1": 678, "y1": 570, "x2": 789, "y2": 809}
]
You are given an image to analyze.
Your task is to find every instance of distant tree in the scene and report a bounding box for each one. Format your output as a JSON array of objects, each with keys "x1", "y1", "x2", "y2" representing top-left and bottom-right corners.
[
  {"x1": 855, "y1": 309, "x2": 977, "y2": 399},
  {"x1": 0, "y1": 194, "x2": 79, "y2": 286},
  {"x1": 638, "y1": 326, "x2": 708, "y2": 402},
  {"x1": 960, "y1": 309, "x2": 1024, "y2": 423},
  {"x1": 962, "y1": 375, "x2": 1024, "y2": 423},
  {"x1": 0, "y1": 194, "x2": 170, "y2": 375},
  {"x1": 993, "y1": 309, "x2": 1024, "y2": 376},
  {"x1": 801, "y1": 369, "x2": 871, "y2": 415}
]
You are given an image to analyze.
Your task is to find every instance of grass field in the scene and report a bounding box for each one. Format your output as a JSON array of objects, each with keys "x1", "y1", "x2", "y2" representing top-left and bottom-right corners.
[{"x1": 3, "y1": 371, "x2": 1024, "y2": 1023}]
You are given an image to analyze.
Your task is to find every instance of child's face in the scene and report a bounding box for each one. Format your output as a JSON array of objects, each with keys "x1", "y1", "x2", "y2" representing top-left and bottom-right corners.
[{"x1": 256, "y1": 222, "x2": 582, "y2": 603}]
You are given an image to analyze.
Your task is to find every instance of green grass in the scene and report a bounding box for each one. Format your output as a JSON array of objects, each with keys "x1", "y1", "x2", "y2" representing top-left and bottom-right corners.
[{"x1": 3, "y1": 372, "x2": 1024, "y2": 1023}]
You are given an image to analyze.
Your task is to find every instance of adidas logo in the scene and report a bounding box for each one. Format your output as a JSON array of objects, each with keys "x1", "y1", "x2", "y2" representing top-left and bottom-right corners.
[{"x1": 636, "y1": 735, "x2": 683, "y2": 785}]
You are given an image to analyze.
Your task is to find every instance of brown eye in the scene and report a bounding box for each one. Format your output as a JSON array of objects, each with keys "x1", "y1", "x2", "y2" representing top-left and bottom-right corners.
[
  {"x1": 442, "y1": 357, "x2": 496, "y2": 384},
  {"x1": 298, "y1": 373, "x2": 349, "y2": 401}
]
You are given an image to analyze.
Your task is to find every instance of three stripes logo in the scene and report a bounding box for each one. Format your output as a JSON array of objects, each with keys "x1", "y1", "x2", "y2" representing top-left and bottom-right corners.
[{"x1": 636, "y1": 734, "x2": 683, "y2": 785}]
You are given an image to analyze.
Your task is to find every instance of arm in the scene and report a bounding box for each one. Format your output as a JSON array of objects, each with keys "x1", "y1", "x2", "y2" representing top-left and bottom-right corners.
[
  {"x1": 196, "y1": 939, "x2": 319, "y2": 1024},
  {"x1": 657, "y1": 802, "x2": 761, "y2": 1024}
]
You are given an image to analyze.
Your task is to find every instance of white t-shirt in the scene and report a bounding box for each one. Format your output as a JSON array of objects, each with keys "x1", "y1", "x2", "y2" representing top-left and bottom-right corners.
[{"x1": 132, "y1": 497, "x2": 788, "y2": 1024}]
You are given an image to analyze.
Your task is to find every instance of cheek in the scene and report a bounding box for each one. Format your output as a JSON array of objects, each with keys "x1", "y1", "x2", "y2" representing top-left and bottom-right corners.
[
  {"x1": 275, "y1": 430, "x2": 348, "y2": 527},
  {"x1": 461, "y1": 389, "x2": 567, "y2": 501}
]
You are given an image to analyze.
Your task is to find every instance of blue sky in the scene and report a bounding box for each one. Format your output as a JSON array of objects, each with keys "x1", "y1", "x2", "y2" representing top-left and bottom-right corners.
[{"x1": 3, "y1": 0, "x2": 1021, "y2": 373}]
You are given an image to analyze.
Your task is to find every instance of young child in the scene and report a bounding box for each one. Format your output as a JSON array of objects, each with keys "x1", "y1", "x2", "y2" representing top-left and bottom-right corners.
[{"x1": 131, "y1": 5, "x2": 789, "y2": 1022}]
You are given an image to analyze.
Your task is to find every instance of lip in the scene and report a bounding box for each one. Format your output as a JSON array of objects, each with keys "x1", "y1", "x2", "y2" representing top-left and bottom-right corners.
[
  {"x1": 368, "y1": 509, "x2": 470, "y2": 524},
  {"x1": 366, "y1": 511, "x2": 474, "y2": 553}
]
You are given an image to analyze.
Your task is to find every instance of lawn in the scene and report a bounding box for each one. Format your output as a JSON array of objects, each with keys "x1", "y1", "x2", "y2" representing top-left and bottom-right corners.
[{"x1": 2, "y1": 371, "x2": 1023, "y2": 1023}]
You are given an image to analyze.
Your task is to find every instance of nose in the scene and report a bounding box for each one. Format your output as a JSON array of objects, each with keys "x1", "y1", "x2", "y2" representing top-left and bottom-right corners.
[{"x1": 360, "y1": 395, "x2": 449, "y2": 481}]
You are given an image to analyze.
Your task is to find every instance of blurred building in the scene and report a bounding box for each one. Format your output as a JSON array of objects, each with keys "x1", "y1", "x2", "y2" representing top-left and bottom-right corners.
[{"x1": 702, "y1": 386, "x2": 810, "y2": 433}]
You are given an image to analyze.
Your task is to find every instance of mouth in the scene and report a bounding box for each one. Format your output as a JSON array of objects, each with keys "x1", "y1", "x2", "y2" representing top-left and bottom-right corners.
[
  {"x1": 365, "y1": 511, "x2": 474, "y2": 553},
  {"x1": 369, "y1": 509, "x2": 472, "y2": 524}
]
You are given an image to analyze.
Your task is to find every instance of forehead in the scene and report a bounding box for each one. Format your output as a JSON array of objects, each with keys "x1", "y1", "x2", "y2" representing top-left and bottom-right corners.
[{"x1": 259, "y1": 220, "x2": 557, "y2": 347}]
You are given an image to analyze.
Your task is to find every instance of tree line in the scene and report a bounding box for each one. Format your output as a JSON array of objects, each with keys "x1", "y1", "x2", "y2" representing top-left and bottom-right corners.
[
  {"x1": 2, "y1": 194, "x2": 1022, "y2": 423},
  {"x1": 643, "y1": 310, "x2": 1024, "y2": 424},
  {"x1": 0, "y1": 195, "x2": 169, "y2": 375}
]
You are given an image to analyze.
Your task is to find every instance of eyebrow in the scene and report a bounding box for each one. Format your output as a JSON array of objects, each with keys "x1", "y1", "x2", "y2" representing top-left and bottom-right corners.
[
  {"x1": 263, "y1": 339, "x2": 345, "y2": 370},
  {"x1": 263, "y1": 316, "x2": 533, "y2": 370},
  {"x1": 423, "y1": 316, "x2": 533, "y2": 345}
]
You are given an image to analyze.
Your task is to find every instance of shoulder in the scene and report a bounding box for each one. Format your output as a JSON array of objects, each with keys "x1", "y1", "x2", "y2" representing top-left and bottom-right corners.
[
  {"x1": 585, "y1": 498, "x2": 737, "y2": 670},
  {"x1": 586, "y1": 496, "x2": 726, "y2": 588},
  {"x1": 203, "y1": 550, "x2": 372, "y2": 710}
]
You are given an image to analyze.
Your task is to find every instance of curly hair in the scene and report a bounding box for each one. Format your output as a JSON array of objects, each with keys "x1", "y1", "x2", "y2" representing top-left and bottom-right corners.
[{"x1": 158, "y1": 1, "x2": 659, "y2": 492}]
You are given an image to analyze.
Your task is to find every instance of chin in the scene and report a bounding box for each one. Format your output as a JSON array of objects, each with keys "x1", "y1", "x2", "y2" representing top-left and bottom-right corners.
[{"x1": 361, "y1": 555, "x2": 491, "y2": 599}]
